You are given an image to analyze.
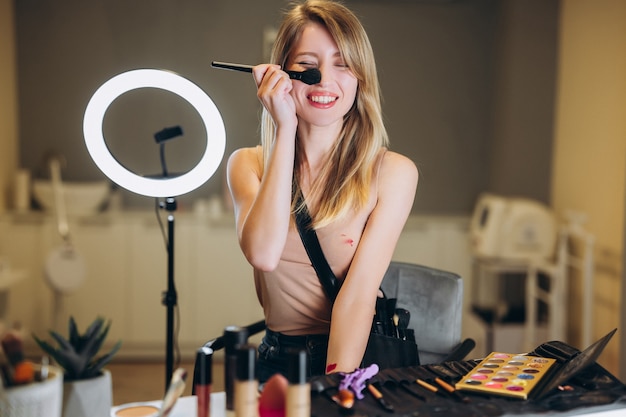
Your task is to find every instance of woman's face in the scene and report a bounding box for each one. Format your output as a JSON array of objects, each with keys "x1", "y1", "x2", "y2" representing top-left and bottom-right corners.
[{"x1": 287, "y1": 22, "x2": 358, "y2": 129}]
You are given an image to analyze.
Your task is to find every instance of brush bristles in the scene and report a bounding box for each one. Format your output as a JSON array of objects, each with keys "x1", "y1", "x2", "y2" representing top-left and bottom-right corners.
[{"x1": 288, "y1": 68, "x2": 321, "y2": 85}]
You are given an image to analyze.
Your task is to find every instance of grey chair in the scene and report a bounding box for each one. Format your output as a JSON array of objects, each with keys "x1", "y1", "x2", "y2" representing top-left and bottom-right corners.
[{"x1": 380, "y1": 261, "x2": 468, "y2": 365}]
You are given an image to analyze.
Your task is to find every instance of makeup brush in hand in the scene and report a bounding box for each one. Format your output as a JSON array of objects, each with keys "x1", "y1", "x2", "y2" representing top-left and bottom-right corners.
[{"x1": 212, "y1": 61, "x2": 322, "y2": 85}]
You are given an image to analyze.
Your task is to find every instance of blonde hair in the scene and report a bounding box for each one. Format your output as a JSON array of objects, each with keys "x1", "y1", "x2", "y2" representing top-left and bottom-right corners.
[{"x1": 261, "y1": 0, "x2": 388, "y2": 228}]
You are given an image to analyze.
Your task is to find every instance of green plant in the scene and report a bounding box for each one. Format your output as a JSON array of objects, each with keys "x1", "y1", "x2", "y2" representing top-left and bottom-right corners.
[{"x1": 33, "y1": 316, "x2": 122, "y2": 381}]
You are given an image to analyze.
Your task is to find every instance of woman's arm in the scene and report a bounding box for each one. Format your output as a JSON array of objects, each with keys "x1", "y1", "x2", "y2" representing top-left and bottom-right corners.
[
  {"x1": 325, "y1": 151, "x2": 418, "y2": 373},
  {"x1": 226, "y1": 65, "x2": 298, "y2": 271}
]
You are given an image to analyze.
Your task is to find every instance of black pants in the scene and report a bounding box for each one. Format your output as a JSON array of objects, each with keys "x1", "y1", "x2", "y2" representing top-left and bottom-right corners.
[{"x1": 256, "y1": 329, "x2": 329, "y2": 384}]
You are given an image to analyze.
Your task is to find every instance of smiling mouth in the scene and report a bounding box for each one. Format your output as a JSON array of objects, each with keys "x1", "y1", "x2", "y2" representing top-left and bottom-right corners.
[{"x1": 309, "y1": 95, "x2": 337, "y2": 104}]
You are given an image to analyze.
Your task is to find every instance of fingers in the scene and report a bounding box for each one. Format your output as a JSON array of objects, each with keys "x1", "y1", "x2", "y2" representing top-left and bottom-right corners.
[
  {"x1": 252, "y1": 64, "x2": 280, "y2": 86},
  {"x1": 253, "y1": 64, "x2": 297, "y2": 129},
  {"x1": 254, "y1": 64, "x2": 292, "y2": 95}
]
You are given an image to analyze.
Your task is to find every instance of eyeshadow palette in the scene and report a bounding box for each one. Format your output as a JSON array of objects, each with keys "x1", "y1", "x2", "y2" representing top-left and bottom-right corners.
[{"x1": 455, "y1": 352, "x2": 557, "y2": 400}]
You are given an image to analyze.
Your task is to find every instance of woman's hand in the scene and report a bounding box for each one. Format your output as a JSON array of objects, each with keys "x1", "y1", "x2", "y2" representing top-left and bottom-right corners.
[{"x1": 253, "y1": 64, "x2": 298, "y2": 133}]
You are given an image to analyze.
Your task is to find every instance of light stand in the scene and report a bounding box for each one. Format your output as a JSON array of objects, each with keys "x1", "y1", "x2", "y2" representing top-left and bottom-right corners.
[
  {"x1": 83, "y1": 69, "x2": 226, "y2": 391},
  {"x1": 162, "y1": 197, "x2": 177, "y2": 388},
  {"x1": 154, "y1": 127, "x2": 183, "y2": 389}
]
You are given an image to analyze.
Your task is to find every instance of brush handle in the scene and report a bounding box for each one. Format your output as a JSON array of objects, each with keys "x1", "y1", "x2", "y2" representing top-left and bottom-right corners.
[{"x1": 211, "y1": 61, "x2": 254, "y2": 73}]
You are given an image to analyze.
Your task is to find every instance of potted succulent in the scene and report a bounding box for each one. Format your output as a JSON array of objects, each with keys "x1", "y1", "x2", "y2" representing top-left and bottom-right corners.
[{"x1": 33, "y1": 316, "x2": 122, "y2": 417}]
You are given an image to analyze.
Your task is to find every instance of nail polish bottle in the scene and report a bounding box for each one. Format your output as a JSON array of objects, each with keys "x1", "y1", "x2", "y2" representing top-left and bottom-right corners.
[
  {"x1": 234, "y1": 345, "x2": 258, "y2": 417},
  {"x1": 286, "y1": 349, "x2": 310, "y2": 417},
  {"x1": 194, "y1": 346, "x2": 213, "y2": 417},
  {"x1": 224, "y1": 325, "x2": 250, "y2": 411}
]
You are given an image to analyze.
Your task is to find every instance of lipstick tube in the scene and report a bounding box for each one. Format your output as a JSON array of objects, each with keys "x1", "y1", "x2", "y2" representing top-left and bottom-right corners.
[
  {"x1": 234, "y1": 345, "x2": 258, "y2": 417},
  {"x1": 286, "y1": 350, "x2": 310, "y2": 417},
  {"x1": 194, "y1": 347, "x2": 213, "y2": 417}
]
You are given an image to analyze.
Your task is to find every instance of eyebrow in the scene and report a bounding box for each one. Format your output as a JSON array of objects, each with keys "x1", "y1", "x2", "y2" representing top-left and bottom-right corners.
[
  {"x1": 292, "y1": 52, "x2": 318, "y2": 60},
  {"x1": 292, "y1": 51, "x2": 343, "y2": 61}
]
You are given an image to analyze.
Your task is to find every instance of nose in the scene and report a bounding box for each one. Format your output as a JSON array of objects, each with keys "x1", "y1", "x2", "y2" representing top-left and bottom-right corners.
[{"x1": 316, "y1": 62, "x2": 332, "y2": 85}]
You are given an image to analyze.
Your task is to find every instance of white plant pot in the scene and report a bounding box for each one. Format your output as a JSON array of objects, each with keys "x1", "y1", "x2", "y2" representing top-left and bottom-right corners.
[
  {"x1": 62, "y1": 369, "x2": 112, "y2": 417},
  {"x1": 1, "y1": 365, "x2": 63, "y2": 417}
]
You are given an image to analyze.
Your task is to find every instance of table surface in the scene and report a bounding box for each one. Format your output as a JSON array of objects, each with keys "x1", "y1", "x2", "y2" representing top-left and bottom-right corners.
[
  {"x1": 110, "y1": 393, "x2": 626, "y2": 417},
  {"x1": 111, "y1": 394, "x2": 224, "y2": 417}
]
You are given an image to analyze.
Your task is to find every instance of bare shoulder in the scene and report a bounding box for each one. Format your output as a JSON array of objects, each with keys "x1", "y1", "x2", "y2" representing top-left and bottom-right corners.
[
  {"x1": 228, "y1": 145, "x2": 261, "y2": 166},
  {"x1": 380, "y1": 150, "x2": 418, "y2": 182},
  {"x1": 375, "y1": 150, "x2": 418, "y2": 212},
  {"x1": 227, "y1": 146, "x2": 262, "y2": 175}
]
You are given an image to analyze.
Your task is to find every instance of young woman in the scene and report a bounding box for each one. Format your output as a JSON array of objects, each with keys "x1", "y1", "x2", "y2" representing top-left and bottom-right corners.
[{"x1": 227, "y1": 0, "x2": 418, "y2": 383}]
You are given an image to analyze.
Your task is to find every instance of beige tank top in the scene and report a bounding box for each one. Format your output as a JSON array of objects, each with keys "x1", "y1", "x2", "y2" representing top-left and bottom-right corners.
[{"x1": 253, "y1": 149, "x2": 386, "y2": 336}]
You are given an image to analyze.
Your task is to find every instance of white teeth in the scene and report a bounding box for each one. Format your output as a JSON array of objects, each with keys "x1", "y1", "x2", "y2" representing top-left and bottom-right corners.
[{"x1": 310, "y1": 96, "x2": 336, "y2": 104}]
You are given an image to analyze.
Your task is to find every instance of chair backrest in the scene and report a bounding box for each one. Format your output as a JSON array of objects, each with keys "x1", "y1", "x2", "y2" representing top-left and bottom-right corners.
[{"x1": 380, "y1": 261, "x2": 464, "y2": 364}]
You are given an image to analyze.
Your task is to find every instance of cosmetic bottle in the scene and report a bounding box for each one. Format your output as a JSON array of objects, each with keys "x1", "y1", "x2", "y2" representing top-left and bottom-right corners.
[
  {"x1": 286, "y1": 349, "x2": 310, "y2": 417},
  {"x1": 223, "y1": 325, "x2": 249, "y2": 411},
  {"x1": 234, "y1": 345, "x2": 258, "y2": 417},
  {"x1": 194, "y1": 346, "x2": 213, "y2": 417}
]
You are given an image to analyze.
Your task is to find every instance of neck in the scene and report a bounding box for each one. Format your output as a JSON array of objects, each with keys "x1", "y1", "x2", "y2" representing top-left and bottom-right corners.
[{"x1": 297, "y1": 121, "x2": 342, "y2": 170}]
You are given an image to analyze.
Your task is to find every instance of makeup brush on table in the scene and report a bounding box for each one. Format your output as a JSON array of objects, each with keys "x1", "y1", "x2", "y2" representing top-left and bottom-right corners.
[
  {"x1": 157, "y1": 368, "x2": 188, "y2": 417},
  {"x1": 211, "y1": 61, "x2": 322, "y2": 85}
]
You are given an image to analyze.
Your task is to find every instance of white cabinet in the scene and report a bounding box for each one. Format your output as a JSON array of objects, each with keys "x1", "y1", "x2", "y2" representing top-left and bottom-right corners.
[
  {"x1": 393, "y1": 217, "x2": 471, "y2": 276},
  {"x1": 0, "y1": 215, "x2": 130, "y2": 345},
  {"x1": 125, "y1": 216, "x2": 171, "y2": 349},
  {"x1": 57, "y1": 218, "x2": 129, "y2": 343},
  {"x1": 190, "y1": 222, "x2": 262, "y2": 343},
  {"x1": 0, "y1": 212, "x2": 470, "y2": 359}
]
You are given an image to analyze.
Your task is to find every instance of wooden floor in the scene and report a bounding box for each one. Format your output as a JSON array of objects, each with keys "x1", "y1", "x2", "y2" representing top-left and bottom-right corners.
[{"x1": 108, "y1": 359, "x2": 225, "y2": 406}]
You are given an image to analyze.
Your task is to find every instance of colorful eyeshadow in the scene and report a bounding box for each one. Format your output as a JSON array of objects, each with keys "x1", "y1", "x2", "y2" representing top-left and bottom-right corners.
[
  {"x1": 455, "y1": 352, "x2": 556, "y2": 400},
  {"x1": 511, "y1": 379, "x2": 529, "y2": 386}
]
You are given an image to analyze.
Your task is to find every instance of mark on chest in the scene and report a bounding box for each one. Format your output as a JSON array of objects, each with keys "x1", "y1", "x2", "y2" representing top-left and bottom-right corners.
[{"x1": 341, "y1": 233, "x2": 355, "y2": 247}]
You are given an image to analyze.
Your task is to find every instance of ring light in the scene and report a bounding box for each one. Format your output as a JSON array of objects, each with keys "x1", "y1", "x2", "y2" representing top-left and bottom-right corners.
[{"x1": 83, "y1": 69, "x2": 225, "y2": 197}]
